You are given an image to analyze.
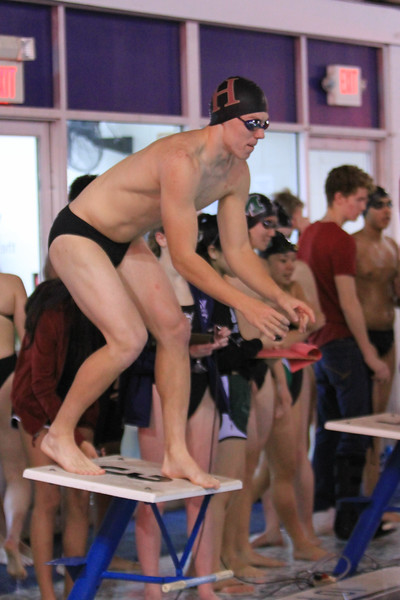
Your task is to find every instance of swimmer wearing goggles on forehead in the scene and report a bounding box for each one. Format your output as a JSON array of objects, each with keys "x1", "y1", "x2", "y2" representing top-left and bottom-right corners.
[
  {"x1": 369, "y1": 199, "x2": 393, "y2": 210},
  {"x1": 365, "y1": 186, "x2": 393, "y2": 213}
]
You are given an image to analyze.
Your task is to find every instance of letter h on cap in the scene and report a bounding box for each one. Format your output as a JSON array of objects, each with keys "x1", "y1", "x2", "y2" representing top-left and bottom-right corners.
[{"x1": 211, "y1": 77, "x2": 240, "y2": 113}]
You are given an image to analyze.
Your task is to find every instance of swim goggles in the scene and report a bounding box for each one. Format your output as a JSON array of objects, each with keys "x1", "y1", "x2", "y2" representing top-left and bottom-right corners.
[
  {"x1": 262, "y1": 219, "x2": 277, "y2": 229},
  {"x1": 237, "y1": 116, "x2": 270, "y2": 131},
  {"x1": 369, "y1": 199, "x2": 393, "y2": 209}
]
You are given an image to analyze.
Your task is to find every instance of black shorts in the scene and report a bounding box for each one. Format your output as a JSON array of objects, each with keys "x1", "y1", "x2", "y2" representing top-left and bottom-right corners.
[
  {"x1": 368, "y1": 329, "x2": 394, "y2": 358},
  {"x1": 49, "y1": 205, "x2": 131, "y2": 267}
]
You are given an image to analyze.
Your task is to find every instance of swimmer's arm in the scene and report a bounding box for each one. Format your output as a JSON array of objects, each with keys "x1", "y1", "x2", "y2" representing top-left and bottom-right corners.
[
  {"x1": 225, "y1": 276, "x2": 319, "y2": 349},
  {"x1": 159, "y1": 156, "x2": 289, "y2": 339},
  {"x1": 281, "y1": 281, "x2": 325, "y2": 341},
  {"x1": 336, "y1": 274, "x2": 389, "y2": 381},
  {"x1": 217, "y1": 190, "x2": 314, "y2": 329},
  {"x1": 292, "y1": 260, "x2": 324, "y2": 314},
  {"x1": 391, "y1": 239, "x2": 400, "y2": 303}
]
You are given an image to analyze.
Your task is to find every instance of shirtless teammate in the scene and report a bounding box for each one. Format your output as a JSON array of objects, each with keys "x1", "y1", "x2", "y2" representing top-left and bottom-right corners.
[
  {"x1": 353, "y1": 186, "x2": 400, "y2": 494},
  {"x1": 41, "y1": 76, "x2": 314, "y2": 486}
]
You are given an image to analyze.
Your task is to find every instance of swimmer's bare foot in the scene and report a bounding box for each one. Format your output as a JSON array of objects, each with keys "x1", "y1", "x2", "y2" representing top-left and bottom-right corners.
[
  {"x1": 213, "y1": 578, "x2": 255, "y2": 596},
  {"x1": 249, "y1": 553, "x2": 285, "y2": 569},
  {"x1": 306, "y1": 532, "x2": 323, "y2": 546},
  {"x1": 383, "y1": 511, "x2": 400, "y2": 522},
  {"x1": 293, "y1": 542, "x2": 329, "y2": 562},
  {"x1": 230, "y1": 564, "x2": 269, "y2": 582},
  {"x1": 197, "y1": 584, "x2": 221, "y2": 600},
  {"x1": 4, "y1": 539, "x2": 27, "y2": 579},
  {"x1": 162, "y1": 448, "x2": 220, "y2": 489},
  {"x1": 41, "y1": 432, "x2": 105, "y2": 476},
  {"x1": 221, "y1": 553, "x2": 284, "y2": 579},
  {"x1": 250, "y1": 530, "x2": 285, "y2": 548},
  {"x1": 238, "y1": 546, "x2": 286, "y2": 568}
]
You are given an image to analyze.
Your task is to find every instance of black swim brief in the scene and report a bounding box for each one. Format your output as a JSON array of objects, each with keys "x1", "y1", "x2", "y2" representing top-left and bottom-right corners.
[
  {"x1": 48, "y1": 205, "x2": 131, "y2": 267},
  {"x1": 368, "y1": 329, "x2": 394, "y2": 358},
  {"x1": 0, "y1": 353, "x2": 17, "y2": 387}
]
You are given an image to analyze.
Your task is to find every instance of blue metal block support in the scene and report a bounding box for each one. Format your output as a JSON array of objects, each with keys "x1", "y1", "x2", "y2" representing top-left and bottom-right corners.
[
  {"x1": 68, "y1": 497, "x2": 137, "y2": 600},
  {"x1": 334, "y1": 440, "x2": 400, "y2": 578}
]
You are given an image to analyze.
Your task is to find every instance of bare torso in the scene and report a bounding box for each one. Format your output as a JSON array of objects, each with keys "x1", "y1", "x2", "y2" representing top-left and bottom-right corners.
[
  {"x1": 71, "y1": 128, "x2": 246, "y2": 243},
  {"x1": 353, "y1": 230, "x2": 399, "y2": 330}
]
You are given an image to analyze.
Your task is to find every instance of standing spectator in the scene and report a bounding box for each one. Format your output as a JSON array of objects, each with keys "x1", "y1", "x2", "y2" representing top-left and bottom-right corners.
[
  {"x1": 12, "y1": 279, "x2": 102, "y2": 599},
  {"x1": 353, "y1": 186, "x2": 400, "y2": 494},
  {"x1": 297, "y1": 165, "x2": 390, "y2": 539},
  {"x1": 273, "y1": 188, "x2": 310, "y2": 238},
  {"x1": 0, "y1": 273, "x2": 30, "y2": 579}
]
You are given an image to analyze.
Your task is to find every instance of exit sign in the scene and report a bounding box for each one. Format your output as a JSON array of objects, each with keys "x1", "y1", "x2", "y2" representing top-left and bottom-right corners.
[
  {"x1": 323, "y1": 65, "x2": 363, "y2": 107},
  {"x1": 0, "y1": 60, "x2": 24, "y2": 103}
]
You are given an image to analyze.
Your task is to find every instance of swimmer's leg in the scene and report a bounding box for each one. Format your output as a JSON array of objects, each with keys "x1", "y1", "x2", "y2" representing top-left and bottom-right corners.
[
  {"x1": 42, "y1": 235, "x2": 149, "y2": 475},
  {"x1": 118, "y1": 239, "x2": 220, "y2": 489}
]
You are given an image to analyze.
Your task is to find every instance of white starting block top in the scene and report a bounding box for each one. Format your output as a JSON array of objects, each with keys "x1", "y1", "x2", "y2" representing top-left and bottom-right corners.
[
  {"x1": 325, "y1": 413, "x2": 400, "y2": 440},
  {"x1": 23, "y1": 455, "x2": 242, "y2": 503}
]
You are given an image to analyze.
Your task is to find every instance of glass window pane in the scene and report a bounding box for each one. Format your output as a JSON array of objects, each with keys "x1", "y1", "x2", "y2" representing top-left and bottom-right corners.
[
  {"x1": 67, "y1": 121, "x2": 182, "y2": 186},
  {"x1": 0, "y1": 135, "x2": 40, "y2": 294},
  {"x1": 206, "y1": 132, "x2": 299, "y2": 215}
]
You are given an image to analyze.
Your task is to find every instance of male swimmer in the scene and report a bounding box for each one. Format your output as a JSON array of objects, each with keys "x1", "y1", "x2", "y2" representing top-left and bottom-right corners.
[{"x1": 42, "y1": 76, "x2": 314, "y2": 485}]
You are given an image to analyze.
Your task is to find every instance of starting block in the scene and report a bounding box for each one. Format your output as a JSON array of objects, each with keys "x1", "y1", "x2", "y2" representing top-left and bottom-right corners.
[
  {"x1": 325, "y1": 413, "x2": 400, "y2": 578},
  {"x1": 24, "y1": 455, "x2": 242, "y2": 599}
]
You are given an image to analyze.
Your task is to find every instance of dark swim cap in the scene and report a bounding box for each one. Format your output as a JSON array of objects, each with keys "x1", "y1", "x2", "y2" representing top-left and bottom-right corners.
[
  {"x1": 196, "y1": 213, "x2": 221, "y2": 260},
  {"x1": 260, "y1": 231, "x2": 297, "y2": 259},
  {"x1": 365, "y1": 185, "x2": 390, "y2": 213},
  {"x1": 246, "y1": 193, "x2": 275, "y2": 229},
  {"x1": 209, "y1": 76, "x2": 268, "y2": 126}
]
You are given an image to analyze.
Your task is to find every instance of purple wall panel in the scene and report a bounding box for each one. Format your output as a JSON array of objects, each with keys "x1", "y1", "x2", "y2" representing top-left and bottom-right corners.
[
  {"x1": 200, "y1": 25, "x2": 296, "y2": 124},
  {"x1": 0, "y1": 0, "x2": 53, "y2": 107},
  {"x1": 308, "y1": 39, "x2": 380, "y2": 127},
  {"x1": 66, "y1": 9, "x2": 181, "y2": 115}
]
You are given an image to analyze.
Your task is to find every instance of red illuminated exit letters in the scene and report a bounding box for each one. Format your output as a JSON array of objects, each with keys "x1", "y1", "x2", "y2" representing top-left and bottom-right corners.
[{"x1": 0, "y1": 61, "x2": 24, "y2": 103}]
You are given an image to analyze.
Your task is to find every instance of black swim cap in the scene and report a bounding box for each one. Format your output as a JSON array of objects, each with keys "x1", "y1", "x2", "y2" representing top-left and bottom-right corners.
[
  {"x1": 209, "y1": 76, "x2": 268, "y2": 126},
  {"x1": 260, "y1": 231, "x2": 297, "y2": 259},
  {"x1": 246, "y1": 193, "x2": 275, "y2": 229},
  {"x1": 365, "y1": 185, "x2": 390, "y2": 213},
  {"x1": 196, "y1": 213, "x2": 220, "y2": 259}
]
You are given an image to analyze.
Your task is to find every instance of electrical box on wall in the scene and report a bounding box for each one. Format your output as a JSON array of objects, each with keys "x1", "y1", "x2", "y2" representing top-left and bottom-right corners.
[
  {"x1": 321, "y1": 65, "x2": 366, "y2": 107},
  {"x1": 0, "y1": 35, "x2": 36, "y2": 104}
]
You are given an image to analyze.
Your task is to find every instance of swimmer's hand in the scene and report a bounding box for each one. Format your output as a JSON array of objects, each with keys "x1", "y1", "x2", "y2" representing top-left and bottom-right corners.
[
  {"x1": 80, "y1": 440, "x2": 99, "y2": 461},
  {"x1": 213, "y1": 325, "x2": 231, "y2": 347},
  {"x1": 276, "y1": 293, "x2": 315, "y2": 333},
  {"x1": 189, "y1": 326, "x2": 231, "y2": 358},
  {"x1": 240, "y1": 296, "x2": 290, "y2": 341},
  {"x1": 364, "y1": 347, "x2": 390, "y2": 383}
]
